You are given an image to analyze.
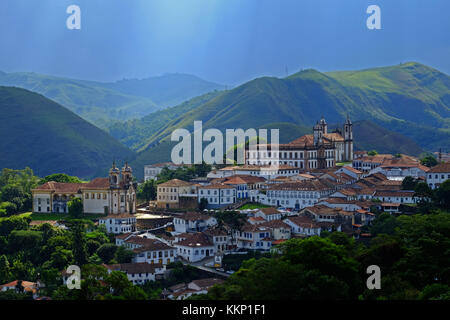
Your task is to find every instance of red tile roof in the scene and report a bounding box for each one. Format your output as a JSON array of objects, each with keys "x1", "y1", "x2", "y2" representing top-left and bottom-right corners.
[{"x1": 429, "y1": 162, "x2": 450, "y2": 173}]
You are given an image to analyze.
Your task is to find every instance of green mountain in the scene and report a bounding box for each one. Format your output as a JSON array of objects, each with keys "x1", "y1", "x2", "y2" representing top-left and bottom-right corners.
[
  {"x1": 0, "y1": 72, "x2": 225, "y2": 128},
  {"x1": 130, "y1": 62, "x2": 449, "y2": 152},
  {"x1": 108, "y1": 90, "x2": 223, "y2": 151},
  {"x1": 0, "y1": 86, "x2": 135, "y2": 178},
  {"x1": 0, "y1": 72, "x2": 158, "y2": 127}
]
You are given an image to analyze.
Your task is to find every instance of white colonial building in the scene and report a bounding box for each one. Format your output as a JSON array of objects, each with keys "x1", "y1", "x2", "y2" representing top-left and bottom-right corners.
[
  {"x1": 144, "y1": 162, "x2": 181, "y2": 181},
  {"x1": 265, "y1": 180, "x2": 333, "y2": 210},
  {"x1": 245, "y1": 117, "x2": 353, "y2": 169},
  {"x1": 173, "y1": 212, "x2": 217, "y2": 233},
  {"x1": 32, "y1": 162, "x2": 137, "y2": 215},
  {"x1": 174, "y1": 233, "x2": 215, "y2": 263},
  {"x1": 426, "y1": 162, "x2": 450, "y2": 189},
  {"x1": 197, "y1": 184, "x2": 237, "y2": 209},
  {"x1": 104, "y1": 263, "x2": 166, "y2": 285}
]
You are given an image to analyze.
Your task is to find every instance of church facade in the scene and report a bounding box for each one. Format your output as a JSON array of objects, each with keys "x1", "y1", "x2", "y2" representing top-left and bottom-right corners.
[
  {"x1": 32, "y1": 162, "x2": 137, "y2": 215},
  {"x1": 245, "y1": 117, "x2": 353, "y2": 170}
]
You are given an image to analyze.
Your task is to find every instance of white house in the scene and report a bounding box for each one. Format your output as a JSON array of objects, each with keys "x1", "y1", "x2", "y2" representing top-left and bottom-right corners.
[
  {"x1": 197, "y1": 184, "x2": 237, "y2": 209},
  {"x1": 266, "y1": 180, "x2": 332, "y2": 210},
  {"x1": 173, "y1": 212, "x2": 217, "y2": 233},
  {"x1": 104, "y1": 263, "x2": 166, "y2": 285},
  {"x1": 0, "y1": 280, "x2": 39, "y2": 299},
  {"x1": 128, "y1": 238, "x2": 177, "y2": 265},
  {"x1": 369, "y1": 164, "x2": 429, "y2": 180},
  {"x1": 174, "y1": 233, "x2": 215, "y2": 263},
  {"x1": 167, "y1": 278, "x2": 224, "y2": 300},
  {"x1": 235, "y1": 223, "x2": 273, "y2": 251},
  {"x1": 260, "y1": 220, "x2": 292, "y2": 240},
  {"x1": 99, "y1": 213, "x2": 136, "y2": 235},
  {"x1": 426, "y1": 162, "x2": 450, "y2": 189},
  {"x1": 254, "y1": 207, "x2": 283, "y2": 221},
  {"x1": 335, "y1": 166, "x2": 363, "y2": 180},
  {"x1": 144, "y1": 162, "x2": 181, "y2": 181},
  {"x1": 203, "y1": 228, "x2": 232, "y2": 252},
  {"x1": 284, "y1": 216, "x2": 321, "y2": 237},
  {"x1": 372, "y1": 190, "x2": 416, "y2": 204}
]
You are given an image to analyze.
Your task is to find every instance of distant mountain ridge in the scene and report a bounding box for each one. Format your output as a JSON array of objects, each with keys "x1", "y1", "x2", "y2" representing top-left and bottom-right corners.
[
  {"x1": 99, "y1": 73, "x2": 226, "y2": 107},
  {"x1": 0, "y1": 86, "x2": 135, "y2": 178},
  {"x1": 0, "y1": 71, "x2": 225, "y2": 128},
  {"x1": 119, "y1": 62, "x2": 448, "y2": 154}
]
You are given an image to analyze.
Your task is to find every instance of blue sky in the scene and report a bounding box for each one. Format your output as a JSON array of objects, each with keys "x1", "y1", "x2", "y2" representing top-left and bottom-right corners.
[{"x1": 0, "y1": 0, "x2": 449, "y2": 85}]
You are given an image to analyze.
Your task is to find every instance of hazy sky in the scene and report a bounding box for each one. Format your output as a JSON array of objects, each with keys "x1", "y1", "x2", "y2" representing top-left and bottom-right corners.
[{"x1": 0, "y1": 0, "x2": 449, "y2": 85}]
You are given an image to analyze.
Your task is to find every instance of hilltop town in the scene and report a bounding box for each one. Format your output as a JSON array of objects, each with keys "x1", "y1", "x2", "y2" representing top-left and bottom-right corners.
[{"x1": 2, "y1": 117, "x2": 448, "y2": 300}]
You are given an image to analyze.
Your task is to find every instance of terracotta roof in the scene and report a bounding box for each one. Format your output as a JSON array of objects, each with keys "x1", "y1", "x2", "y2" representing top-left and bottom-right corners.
[
  {"x1": 179, "y1": 212, "x2": 214, "y2": 221},
  {"x1": 0, "y1": 280, "x2": 37, "y2": 293},
  {"x1": 381, "y1": 203, "x2": 401, "y2": 207},
  {"x1": 158, "y1": 179, "x2": 193, "y2": 187},
  {"x1": 429, "y1": 162, "x2": 450, "y2": 173},
  {"x1": 175, "y1": 233, "x2": 214, "y2": 247},
  {"x1": 223, "y1": 176, "x2": 248, "y2": 185},
  {"x1": 258, "y1": 207, "x2": 281, "y2": 215},
  {"x1": 115, "y1": 233, "x2": 133, "y2": 240},
  {"x1": 268, "y1": 180, "x2": 330, "y2": 191},
  {"x1": 303, "y1": 205, "x2": 355, "y2": 216},
  {"x1": 32, "y1": 181, "x2": 84, "y2": 193},
  {"x1": 29, "y1": 220, "x2": 59, "y2": 227},
  {"x1": 190, "y1": 278, "x2": 224, "y2": 289},
  {"x1": 285, "y1": 216, "x2": 320, "y2": 229},
  {"x1": 199, "y1": 183, "x2": 234, "y2": 190},
  {"x1": 241, "y1": 223, "x2": 270, "y2": 232},
  {"x1": 340, "y1": 166, "x2": 363, "y2": 174},
  {"x1": 232, "y1": 175, "x2": 266, "y2": 183},
  {"x1": 323, "y1": 132, "x2": 344, "y2": 142},
  {"x1": 81, "y1": 178, "x2": 110, "y2": 190},
  {"x1": 260, "y1": 220, "x2": 291, "y2": 229},
  {"x1": 374, "y1": 190, "x2": 414, "y2": 197},
  {"x1": 104, "y1": 263, "x2": 164, "y2": 274},
  {"x1": 297, "y1": 174, "x2": 316, "y2": 179},
  {"x1": 203, "y1": 228, "x2": 228, "y2": 237},
  {"x1": 249, "y1": 216, "x2": 265, "y2": 222},
  {"x1": 131, "y1": 238, "x2": 174, "y2": 252}
]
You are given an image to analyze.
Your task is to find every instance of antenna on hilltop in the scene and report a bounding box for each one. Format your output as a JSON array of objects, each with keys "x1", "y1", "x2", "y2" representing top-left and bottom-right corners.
[{"x1": 285, "y1": 65, "x2": 289, "y2": 77}]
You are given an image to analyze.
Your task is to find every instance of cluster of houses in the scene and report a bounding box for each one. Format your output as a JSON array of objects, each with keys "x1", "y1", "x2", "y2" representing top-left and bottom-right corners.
[{"x1": 22, "y1": 117, "x2": 450, "y2": 300}]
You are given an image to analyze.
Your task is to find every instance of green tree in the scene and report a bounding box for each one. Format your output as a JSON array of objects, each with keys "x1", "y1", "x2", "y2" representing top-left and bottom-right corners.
[
  {"x1": 115, "y1": 246, "x2": 134, "y2": 263},
  {"x1": 71, "y1": 221, "x2": 88, "y2": 266},
  {"x1": 68, "y1": 197, "x2": 83, "y2": 218},
  {"x1": 420, "y1": 155, "x2": 438, "y2": 167},
  {"x1": 401, "y1": 176, "x2": 417, "y2": 190},
  {"x1": 137, "y1": 179, "x2": 157, "y2": 202},
  {"x1": 48, "y1": 246, "x2": 73, "y2": 270},
  {"x1": 0, "y1": 255, "x2": 11, "y2": 283},
  {"x1": 367, "y1": 150, "x2": 378, "y2": 156},
  {"x1": 369, "y1": 213, "x2": 400, "y2": 236},
  {"x1": 40, "y1": 173, "x2": 82, "y2": 184},
  {"x1": 435, "y1": 179, "x2": 450, "y2": 209},
  {"x1": 96, "y1": 243, "x2": 118, "y2": 264}
]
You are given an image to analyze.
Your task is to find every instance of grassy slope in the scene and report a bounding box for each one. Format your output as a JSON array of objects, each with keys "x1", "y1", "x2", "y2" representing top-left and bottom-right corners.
[
  {"x1": 0, "y1": 72, "x2": 158, "y2": 127},
  {"x1": 0, "y1": 86, "x2": 135, "y2": 178},
  {"x1": 134, "y1": 62, "x2": 449, "y2": 152},
  {"x1": 0, "y1": 72, "x2": 225, "y2": 129},
  {"x1": 108, "y1": 90, "x2": 223, "y2": 151}
]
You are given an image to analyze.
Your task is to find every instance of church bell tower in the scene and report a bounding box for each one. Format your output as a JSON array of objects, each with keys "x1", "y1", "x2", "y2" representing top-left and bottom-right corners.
[{"x1": 343, "y1": 115, "x2": 353, "y2": 161}]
